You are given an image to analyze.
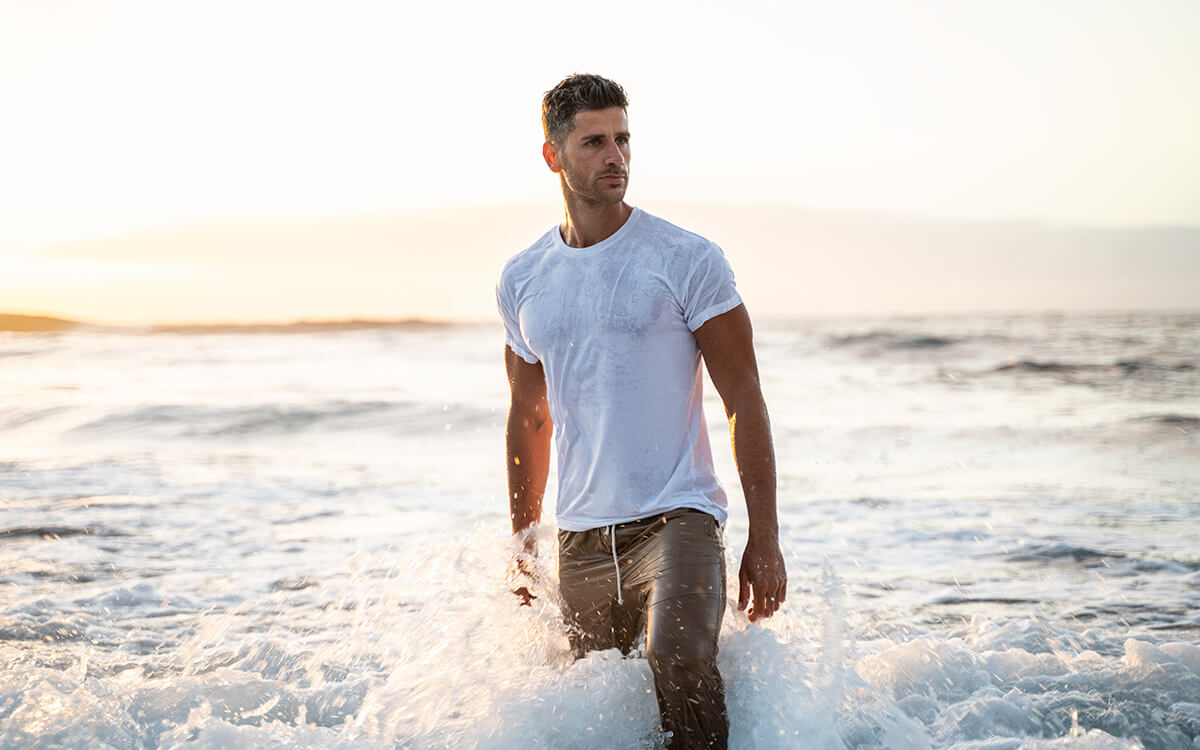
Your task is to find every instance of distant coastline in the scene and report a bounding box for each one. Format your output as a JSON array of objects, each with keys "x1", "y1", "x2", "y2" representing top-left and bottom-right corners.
[
  {"x1": 0, "y1": 313, "x2": 83, "y2": 332},
  {"x1": 0, "y1": 312, "x2": 453, "y2": 335}
]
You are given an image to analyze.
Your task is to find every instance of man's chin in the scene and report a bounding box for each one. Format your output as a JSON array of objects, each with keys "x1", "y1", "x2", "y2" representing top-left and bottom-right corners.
[{"x1": 601, "y1": 184, "x2": 629, "y2": 202}]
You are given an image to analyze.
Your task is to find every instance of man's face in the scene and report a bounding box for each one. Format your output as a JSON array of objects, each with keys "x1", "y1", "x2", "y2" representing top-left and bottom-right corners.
[{"x1": 547, "y1": 107, "x2": 630, "y2": 205}]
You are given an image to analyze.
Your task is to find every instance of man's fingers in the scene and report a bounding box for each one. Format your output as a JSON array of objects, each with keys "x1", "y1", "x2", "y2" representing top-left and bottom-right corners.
[
  {"x1": 752, "y1": 583, "x2": 767, "y2": 622},
  {"x1": 768, "y1": 579, "x2": 786, "y2": 617},
  {"x1": 737, "y1": 568, "x2": 751, "y2": 612},
  {"x1": 749, "y1": 575, "x2": 788, "y2": 621},
  {"x1": 769, "y1": 583, "x2": 781, "y2": 616}
]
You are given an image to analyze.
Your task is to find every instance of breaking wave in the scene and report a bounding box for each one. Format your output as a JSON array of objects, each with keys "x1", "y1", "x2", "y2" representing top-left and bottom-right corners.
[
  {"x1": 990, "y1": 358, "x2": 1197, "y2": 376},
  {"x1": 1132, "y1": 414, "x2": 1200, "y2": 427},
  {"x1": 828, "y1": 330, "x2": 960, "y2": 351},
  {"x1": 2, "y1": 529, "x2": 1199, "y2": 748}
]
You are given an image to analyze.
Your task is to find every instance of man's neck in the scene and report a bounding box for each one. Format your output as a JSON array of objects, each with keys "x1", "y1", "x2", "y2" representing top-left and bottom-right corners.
[{"x1": 559, "y1": 195, "x2": 633, "y2": 248}]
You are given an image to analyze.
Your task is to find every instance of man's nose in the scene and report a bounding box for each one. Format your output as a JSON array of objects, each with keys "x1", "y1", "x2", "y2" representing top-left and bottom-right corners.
[{"x1": 604, "y1": 142, "x2": 625, "y2": 166}]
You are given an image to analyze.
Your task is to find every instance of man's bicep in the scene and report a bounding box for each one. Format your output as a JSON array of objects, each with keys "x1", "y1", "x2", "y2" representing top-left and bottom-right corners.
[
  {"x1": 694, "y1": 304, "x2": 761, "y2": 411},
  {"x1": 505, "y1": 345, "x2": 549, "y2": 416}
]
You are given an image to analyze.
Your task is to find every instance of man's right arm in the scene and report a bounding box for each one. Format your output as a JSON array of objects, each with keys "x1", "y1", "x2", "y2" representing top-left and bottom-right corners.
[{"x1": 505, "y1": 345, "x2": 552, "y2": 552}]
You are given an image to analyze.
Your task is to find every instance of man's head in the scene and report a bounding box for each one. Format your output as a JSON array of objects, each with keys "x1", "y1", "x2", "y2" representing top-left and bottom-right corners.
[
  {"x1": 542, "y1": 74, "x2": 628, "y2": 146},
  {"x1": 542, "y1": 74, "x2": 632, "y2": 207}
]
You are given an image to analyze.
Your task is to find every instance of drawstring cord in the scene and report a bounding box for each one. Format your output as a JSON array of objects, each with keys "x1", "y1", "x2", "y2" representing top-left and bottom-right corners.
[{"x1": 609, "y1": 524, "x2": 623, "y2": 605}]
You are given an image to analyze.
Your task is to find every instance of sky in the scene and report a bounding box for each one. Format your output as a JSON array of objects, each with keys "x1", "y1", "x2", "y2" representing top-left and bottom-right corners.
[{"x1": 2, "y1": 1, "x2": 1198, "y2": 323}]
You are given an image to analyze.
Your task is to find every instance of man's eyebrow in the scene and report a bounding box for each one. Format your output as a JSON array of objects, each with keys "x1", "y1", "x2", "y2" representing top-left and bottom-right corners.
[{"x1": 576, "y1": 131, "x2": 632, "y2": 141}]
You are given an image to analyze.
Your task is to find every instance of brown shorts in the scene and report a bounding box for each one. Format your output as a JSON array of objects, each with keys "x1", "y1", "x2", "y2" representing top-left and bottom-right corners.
[{"x1": 558, "y1": 507, "x2": 728, "y2": 749}]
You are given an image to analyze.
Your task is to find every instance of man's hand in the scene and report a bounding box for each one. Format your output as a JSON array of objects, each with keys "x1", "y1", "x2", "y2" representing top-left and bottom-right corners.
[
  {"x1": 508, "y1": 551, "x2": 538, "y2": 607},
  {"x1": 738, "y1": 537, "x2": 787, "y2": 621}
]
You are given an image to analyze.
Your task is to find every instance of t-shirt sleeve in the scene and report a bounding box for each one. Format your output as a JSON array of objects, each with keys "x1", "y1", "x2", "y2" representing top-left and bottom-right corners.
[
  {"x1": 495, "y1": 276, "x2": 539, "y2": 364},
  {"x1": 682, "y1": 241, "x2": 743, "y2": 332}
]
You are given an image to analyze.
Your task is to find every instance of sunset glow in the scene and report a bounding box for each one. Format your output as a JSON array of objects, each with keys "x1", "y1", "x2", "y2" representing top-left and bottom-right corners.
[{"x1": 2, "y1": 1, "x2": 1197, "y2": 323}]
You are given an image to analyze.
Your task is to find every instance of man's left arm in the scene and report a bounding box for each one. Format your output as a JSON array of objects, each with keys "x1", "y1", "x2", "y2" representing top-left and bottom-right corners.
[{"x1": 694, "y1": 303, "x2": 787, "y2": 621}]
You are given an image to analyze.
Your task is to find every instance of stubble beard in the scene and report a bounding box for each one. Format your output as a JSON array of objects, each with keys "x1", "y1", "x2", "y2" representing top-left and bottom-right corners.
[{"x1": 560, "y1": 162, "x2": 629, "y2": 207}]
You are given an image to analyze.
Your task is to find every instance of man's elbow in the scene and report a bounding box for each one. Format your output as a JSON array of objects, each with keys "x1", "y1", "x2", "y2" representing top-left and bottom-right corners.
[
  {"x1": 509, "y1": 403, "x2": 551, "y2": 434},
  {"x1": 527, "y1": 413, "x2": 551, "y2": 434}
]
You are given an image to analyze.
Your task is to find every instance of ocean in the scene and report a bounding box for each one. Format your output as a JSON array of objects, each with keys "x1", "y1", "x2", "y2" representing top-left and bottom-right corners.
[{"x1": 1, "y1": 311, "x2": 1197, "y2": 749}]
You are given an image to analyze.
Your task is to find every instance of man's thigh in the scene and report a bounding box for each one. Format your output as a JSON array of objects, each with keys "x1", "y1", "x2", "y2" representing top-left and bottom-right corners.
[
  {"x1": 558, "y1": 526, "x2": 621, "y2": 654},
  {"x1": 631, "y1": 509, "x2": 726, "y2": 659}
]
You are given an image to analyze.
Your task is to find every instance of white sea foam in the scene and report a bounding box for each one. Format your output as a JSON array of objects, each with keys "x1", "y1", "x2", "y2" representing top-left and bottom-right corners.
[{"x1": 3, "y1": 523, "x2": 1197, "y2": 747}]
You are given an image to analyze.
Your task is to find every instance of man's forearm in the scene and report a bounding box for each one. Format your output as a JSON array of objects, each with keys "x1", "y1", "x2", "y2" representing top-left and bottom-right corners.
[
  {"x1": 506, "y1": 409, "x2": 551, "y2": 536},
  {"x1": 729, "y1": 394, "x2": 778, "y2": 542}
]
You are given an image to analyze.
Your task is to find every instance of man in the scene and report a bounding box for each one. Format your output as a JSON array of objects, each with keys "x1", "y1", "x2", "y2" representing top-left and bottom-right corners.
[{"x1": 496, "y1": 73, "x2": 786, "y2": 749}]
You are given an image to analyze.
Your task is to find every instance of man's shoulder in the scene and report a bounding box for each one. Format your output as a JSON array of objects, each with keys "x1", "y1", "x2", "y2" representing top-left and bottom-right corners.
[
  {"x1": 632, "y1": 209, "x2": 727, "y2": 273},
  {"x1": 499, "y1": 226, "x2": 558, "y2": 282},
  {"x1": 634, "y1": 208, "x2": 715, "y2": 249}
]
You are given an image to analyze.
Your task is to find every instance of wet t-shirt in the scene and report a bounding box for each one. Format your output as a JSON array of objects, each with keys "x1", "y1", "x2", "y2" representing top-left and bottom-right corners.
[{"x1": 496, "y1": 208, "x2": 741, "y2": 531}]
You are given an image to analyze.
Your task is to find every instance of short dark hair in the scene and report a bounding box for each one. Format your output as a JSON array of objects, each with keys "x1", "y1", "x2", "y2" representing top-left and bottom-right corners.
[{"x1": 542, "y1": 73, "x2": 628, "y2": 144}]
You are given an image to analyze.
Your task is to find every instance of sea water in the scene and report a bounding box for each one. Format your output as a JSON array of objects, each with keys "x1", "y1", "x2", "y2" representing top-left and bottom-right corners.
[{"x1": 1, "y1": 311, "x2": 1197, "y2": 749}]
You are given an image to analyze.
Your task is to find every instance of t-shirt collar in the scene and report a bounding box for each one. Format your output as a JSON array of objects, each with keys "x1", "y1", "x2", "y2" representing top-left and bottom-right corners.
[{"x1": 552, "y1": 207, "x2": 642, "y2": 255}]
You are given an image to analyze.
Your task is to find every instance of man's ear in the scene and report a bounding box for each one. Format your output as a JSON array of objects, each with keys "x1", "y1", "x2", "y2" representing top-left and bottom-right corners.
[{"x1": 542, "y1": 141, "x2": 562, "y2": 173}]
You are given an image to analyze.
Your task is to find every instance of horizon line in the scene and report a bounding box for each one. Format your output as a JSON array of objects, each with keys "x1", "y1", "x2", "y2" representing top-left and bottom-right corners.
[{"x1": 5, "y1": 308, "x2": 1199, "y2": 335}]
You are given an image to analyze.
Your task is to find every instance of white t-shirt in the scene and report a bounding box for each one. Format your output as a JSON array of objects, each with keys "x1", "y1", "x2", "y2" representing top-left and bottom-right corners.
[{"x1": 496, "y1": 207, "x2": 742, "y2": 532}]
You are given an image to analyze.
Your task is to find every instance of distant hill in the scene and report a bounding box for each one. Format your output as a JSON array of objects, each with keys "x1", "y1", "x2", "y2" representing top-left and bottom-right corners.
[
  {"x1": 0, "y1": 313, "x2": 83, "y2": 332},
  {"x1": 0, "y1": 313, "x2": 454, "y2": 335}
]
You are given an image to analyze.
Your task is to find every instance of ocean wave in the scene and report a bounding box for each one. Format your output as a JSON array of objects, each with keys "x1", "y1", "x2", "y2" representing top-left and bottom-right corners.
[
  {"x1": 0, "y1": 614, "x2": 88, "y2": 643},
  {"x1": 56, "y1": 495, "x2": 158, "y2": 510},
  {"x1": 1132, "y1": 413, "x2": 1200, "y2": 427},
  {"x1": 927, "y1": 595, "x2": 1042, "y2": 606},
  {"x1": 855, "y1": 622, "x2": 1200, "y2": 747},
  {"x1": 1, "y1": 405, "x2": 70, "y2": 431},
  {"x1": 1006, "y1": 543, "x2": 1124, "y2": 566},
  {"x1": 828, "y1": 330, "x2": 959, "y2": 350},
  {"x1": 269, "y1": 577, "x2": 319, "y2": 592},
  {"x1": 991, "y1": 358, "x2": 1197, "y2": 376},
  {"x1": 982, "y1": 358, "x2": 1199, "y2": 400},
  {"x1": 1007, "y1": 544, "x2": 1200, "y2": 578},
  {"x1": 71, "y1": 400, "x2": 494, "y2": 439},
  {"x1": 0, "y1": 526, "x2": 128, "y2": 541},
  {"x1": 991, "y1": 359, "x2": 1087, "y2": 374}
]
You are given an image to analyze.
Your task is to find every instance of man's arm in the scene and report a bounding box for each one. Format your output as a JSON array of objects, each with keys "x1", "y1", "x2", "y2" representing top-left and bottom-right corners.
[
  {"x1": 694, "y1": 303, "x2": 787, "y2": 621},
  {"x1": 505, "y1": 345, "x2": 552, "y2": 550}
]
